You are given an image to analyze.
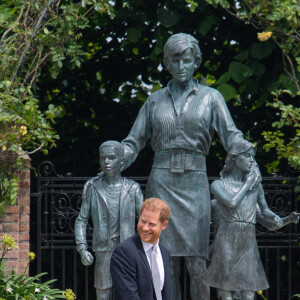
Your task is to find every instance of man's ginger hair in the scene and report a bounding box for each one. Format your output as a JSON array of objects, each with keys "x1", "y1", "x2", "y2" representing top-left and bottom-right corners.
[{"x1": 140, "y1": 198, "x2": 171, "y2": 223}]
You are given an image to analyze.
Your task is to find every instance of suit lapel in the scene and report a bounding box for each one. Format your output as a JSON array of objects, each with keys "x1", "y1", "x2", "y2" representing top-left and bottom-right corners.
[
  {"x1": 160, "y1": 245, "x2": 168, "y2": 270},
  {"x1": 134, "y1": 234, "x2": 153, "y2": 285},
  {"x1": 160, "y1": 245, "x2": 170, "y2": 300}
]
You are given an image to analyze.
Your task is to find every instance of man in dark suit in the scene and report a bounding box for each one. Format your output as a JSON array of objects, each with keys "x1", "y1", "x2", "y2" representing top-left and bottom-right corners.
[{"x1": 110, "y1": 197, "x2": 171, "y2": 300}]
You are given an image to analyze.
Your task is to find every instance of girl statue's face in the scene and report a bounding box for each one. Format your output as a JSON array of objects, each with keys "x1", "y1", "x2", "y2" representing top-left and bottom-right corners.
[{"x1": 235, "y1": 148, "x2": 255, "y2": 173}]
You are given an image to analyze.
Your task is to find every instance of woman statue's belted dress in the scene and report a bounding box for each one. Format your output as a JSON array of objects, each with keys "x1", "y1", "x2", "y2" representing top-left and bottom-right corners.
[{"x1": 122, "y1": 80, "x2": 243, "y2": 258}]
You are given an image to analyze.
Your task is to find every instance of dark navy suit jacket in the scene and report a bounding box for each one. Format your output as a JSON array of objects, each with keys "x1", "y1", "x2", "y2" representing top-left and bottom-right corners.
[{"x1": 110, "y1": 233, "x2": 171, "y2": 300}]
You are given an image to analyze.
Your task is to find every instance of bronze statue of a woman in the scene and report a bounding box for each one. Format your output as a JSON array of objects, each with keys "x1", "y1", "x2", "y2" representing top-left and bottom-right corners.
[{"x1": 121, "y1": 33, "x2": 252, "y2": 300}]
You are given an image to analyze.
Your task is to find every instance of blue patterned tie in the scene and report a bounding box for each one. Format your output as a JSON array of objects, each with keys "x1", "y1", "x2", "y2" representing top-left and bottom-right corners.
[{"x1": 151, "y1": 245, "x2": 162, "y2": 300}]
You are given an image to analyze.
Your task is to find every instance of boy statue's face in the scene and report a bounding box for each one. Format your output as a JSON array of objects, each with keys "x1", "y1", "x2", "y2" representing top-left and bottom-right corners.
[{"x1": 100, "y1": 146, "x2": 122, "y2": 176}]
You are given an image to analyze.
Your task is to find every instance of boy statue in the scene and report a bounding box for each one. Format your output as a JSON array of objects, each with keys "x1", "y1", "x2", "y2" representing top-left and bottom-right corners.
[{"x1": 75, "y1": 140, "x2": 144, "y2": 300}]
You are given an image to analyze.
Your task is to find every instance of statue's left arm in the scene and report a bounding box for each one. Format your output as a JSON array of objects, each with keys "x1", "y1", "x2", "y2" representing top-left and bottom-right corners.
[
  {"x1": 257, "y1": 204, "x2": 299, "y2": 230},
  {"x1": 121, "y1": 100, "x2": 152, "y2": 170},
  {"x1": 257, "y1": 184, "x2": 283, "y2": 227},
  {"x1": 211, "y1": 90, "x2": 243, "y2": 151},
  {"x1": 212, "y1": 90, "x2": 261, "y2": 188}
]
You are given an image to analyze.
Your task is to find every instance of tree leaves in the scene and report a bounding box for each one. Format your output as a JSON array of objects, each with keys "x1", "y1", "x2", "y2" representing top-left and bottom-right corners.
[
  {"x1": 233, "y1": 50, "x2": 249, "y2": 61},
  {"x1": 217, "y1": 83, "x2": 237, "y2": 101},
  {"x1": 250, "y1": 41, "x2": 275, "y2": 59},
  {"x1": 127, "y1": 28, "x2": 142, "y2": 43},
  {"x1": 228, "y1": 61, "x2": 253, "y2": 84},
  {"x1": 215, "y1": 72, "x2": 230, "y2": 85},
  {"x1": 157, "y1": 8, "x2": 180, "y2": 28}
]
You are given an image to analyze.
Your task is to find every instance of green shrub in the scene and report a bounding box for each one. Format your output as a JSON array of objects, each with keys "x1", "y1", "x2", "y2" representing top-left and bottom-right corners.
[{"x1": 0, "y1": 234, "x2": 75, "y2": 300}]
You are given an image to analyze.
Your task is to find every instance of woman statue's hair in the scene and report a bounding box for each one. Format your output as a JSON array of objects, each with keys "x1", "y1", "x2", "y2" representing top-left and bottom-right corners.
[{"x1": 163, "y1": 33, "x2": 202, "y2": 70}]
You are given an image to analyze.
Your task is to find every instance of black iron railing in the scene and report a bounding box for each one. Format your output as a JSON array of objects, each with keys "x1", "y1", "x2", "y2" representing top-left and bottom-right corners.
[{"x1": 30, "y1": 161, "x2": 300, "y2": 300}]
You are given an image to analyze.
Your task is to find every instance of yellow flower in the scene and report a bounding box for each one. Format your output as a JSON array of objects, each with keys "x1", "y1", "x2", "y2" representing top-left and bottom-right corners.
[
  {"x1": 20, "y1": 125, "x2": 27, "y2": 136},
  {"x1": 257, "y1": 290, "x2": 263, "y2": 295},
  {"x1": 29, "y1": 252, "x2": 36, "y2": 262},
  {"x1": 1, "y1": 234, "x2": 17, "y2": 249},
  {"x1": 63, "y1": 289, "x2": 76, "y2": 300},
  {"x1": 281, "y1": 255, "x2": 287, "y2": 261},
  {"x1": 257, "y1": 32, "x2": 272, "y2": 42},
  {"x1": 2, "y1": 145, "x2": 7, "y2": 151}
]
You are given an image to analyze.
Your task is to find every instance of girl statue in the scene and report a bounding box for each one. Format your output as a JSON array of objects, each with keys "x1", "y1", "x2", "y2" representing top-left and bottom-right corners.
[{"x1": 203, "y1": 140, "x2": 298, "y2": 300}]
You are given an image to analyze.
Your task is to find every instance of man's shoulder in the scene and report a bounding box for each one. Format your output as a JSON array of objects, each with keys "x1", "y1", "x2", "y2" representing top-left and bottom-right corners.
[
  {"x1": 159, "y1": 243, "x2": 170, "y2": 255},
  {"x1": 114, "y1": 234, "x2": 140, "y2": 254},
  {"x1": 120, "y1": 233, "x2": 140, "y2": 246}
]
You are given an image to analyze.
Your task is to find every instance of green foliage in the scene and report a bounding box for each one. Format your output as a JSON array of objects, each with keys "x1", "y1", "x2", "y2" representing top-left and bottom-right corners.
[
  {"x1": 262, "y1": 90, "x2": 300, "y2": 191},
  {"x1": 0, "y1": 272, "x2": 65, "y2": 300},
  {"x1": 0, "y1": 168, "x2": 18, "y2": 214},
  {"x1": 257, "y1": 290, "x2": 267, "y2": 300},
  {"x1": 262, "y1": 90, "x2": 300, "y2": 169},
  {"x1": 0, "y1": 234, "x2": 73, "y2": 299},
  {"x1": 0, "y1": 0, "x2": 112, "y2": 213},
  {"x1": 202, "y1": 0, "x2": 299, "y2": 188},
  {"x1": 8, "y1": 0, "x2": 294, "y2": 180},
  {"x1": 203, "y1": 0, "x2": 299, "y2": 100}
]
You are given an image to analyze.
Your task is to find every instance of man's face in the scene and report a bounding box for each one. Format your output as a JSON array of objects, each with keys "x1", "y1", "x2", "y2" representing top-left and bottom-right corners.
[
  {"x1": 137, "y1": 209, "x2": 168, "y2": 245},
  {"x1": 99, "y1": 146, "x2": 122, "y2": 176},
  {"x1": 235, "y1": 148, "x2": 255, "y2": 173},
  {"x1": 167, "y1": 48, "x2": 197, "y2": 84}
]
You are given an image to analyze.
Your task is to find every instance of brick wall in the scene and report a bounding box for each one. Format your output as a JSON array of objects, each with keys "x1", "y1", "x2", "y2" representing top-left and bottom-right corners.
[{"x1": 0, "y1": 154, "x2": 31, "y2": 275}]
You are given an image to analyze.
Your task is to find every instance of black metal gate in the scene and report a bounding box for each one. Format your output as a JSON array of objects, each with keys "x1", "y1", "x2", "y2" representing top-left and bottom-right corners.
[{"x1": 31, "y1": 161, "x2": 300, "y2": 300}]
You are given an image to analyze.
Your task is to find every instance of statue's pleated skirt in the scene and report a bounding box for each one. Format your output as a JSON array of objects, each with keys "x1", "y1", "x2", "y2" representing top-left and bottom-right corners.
[{"x1": 204, "y1": 222, "x2": 269, "y2": 291}]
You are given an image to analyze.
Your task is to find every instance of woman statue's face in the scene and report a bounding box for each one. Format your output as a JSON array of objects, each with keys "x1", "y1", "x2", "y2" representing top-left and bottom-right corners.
[
  {"x1": 235, "y1": 148, "x2": 255, "y2": 173},
  {"x1": 167, "y1": 48, "x2": 197, "y2": 84}
]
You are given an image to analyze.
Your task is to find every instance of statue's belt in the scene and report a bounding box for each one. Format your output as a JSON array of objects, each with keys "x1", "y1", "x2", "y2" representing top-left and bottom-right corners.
[
  {"x1": 222, "y1": 220, "x2": 256, "y2": 225},
  {"x1": 153, "y1": 150, "x2": 206, "y2": 173}
]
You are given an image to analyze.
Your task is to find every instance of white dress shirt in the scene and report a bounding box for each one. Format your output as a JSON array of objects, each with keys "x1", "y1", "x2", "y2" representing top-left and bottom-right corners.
[{"x1": 141, "y1": 240, "x2": 165, "y2": 291}]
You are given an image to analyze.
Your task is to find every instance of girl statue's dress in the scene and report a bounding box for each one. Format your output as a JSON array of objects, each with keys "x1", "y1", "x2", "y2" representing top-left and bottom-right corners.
[
  {"x1": 204, "y1": 180, "x2": 269, "y2": 292},
  {"x1": 203, "y1": 140, "x2": 284, "y2": 298}
]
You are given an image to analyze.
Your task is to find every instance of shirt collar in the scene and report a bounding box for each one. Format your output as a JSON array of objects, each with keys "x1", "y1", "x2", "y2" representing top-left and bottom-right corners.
[
  {"x1": 165, "y1": 79, "x2": 199, "y2": 95},
  {"x1": 141, "y1": 240, "x2": 159, "y2": 253}
]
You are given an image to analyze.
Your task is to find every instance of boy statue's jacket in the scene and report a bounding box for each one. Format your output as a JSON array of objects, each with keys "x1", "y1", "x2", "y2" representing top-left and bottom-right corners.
[{"x1": 75, "y1": 174, "x2": 143, "y2": 252}]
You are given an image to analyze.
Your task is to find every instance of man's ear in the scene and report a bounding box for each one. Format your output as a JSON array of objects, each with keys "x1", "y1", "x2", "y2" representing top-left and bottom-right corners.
[{"x1": 161, "y1": 220, "x2": 168, "y2": 231}]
